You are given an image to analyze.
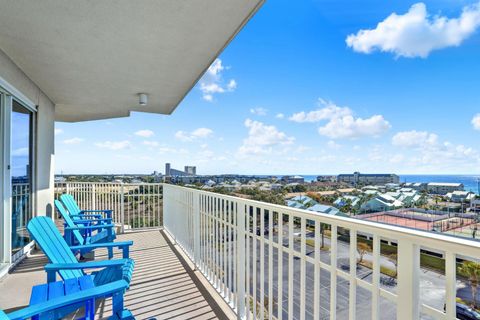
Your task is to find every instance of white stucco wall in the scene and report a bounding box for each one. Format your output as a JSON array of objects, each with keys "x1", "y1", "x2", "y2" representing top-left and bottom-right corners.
[{"x1": 0, "y1": 48, "x2": 55, "y2": 218}]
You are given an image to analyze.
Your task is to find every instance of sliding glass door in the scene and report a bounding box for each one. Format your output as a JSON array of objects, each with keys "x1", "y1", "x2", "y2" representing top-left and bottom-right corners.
[{"x1": 11, "y1": 100, "x2": 33, "y2": 255}]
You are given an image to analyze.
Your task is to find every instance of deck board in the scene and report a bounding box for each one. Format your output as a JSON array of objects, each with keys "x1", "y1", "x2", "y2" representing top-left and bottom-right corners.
[{"x1": 0, "y1": 229, "x2": 230, "y2": 320}]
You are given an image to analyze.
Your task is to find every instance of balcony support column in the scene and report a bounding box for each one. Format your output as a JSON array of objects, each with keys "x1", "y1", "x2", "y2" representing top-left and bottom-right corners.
[{"x1": 396, "y1": 240, "x2": 420, "y2": 320}]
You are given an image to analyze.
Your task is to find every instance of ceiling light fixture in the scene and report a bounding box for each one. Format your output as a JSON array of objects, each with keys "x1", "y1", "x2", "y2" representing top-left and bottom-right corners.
[{"x1": 138, "y1": 93, "x2": 148, "y2": 106}]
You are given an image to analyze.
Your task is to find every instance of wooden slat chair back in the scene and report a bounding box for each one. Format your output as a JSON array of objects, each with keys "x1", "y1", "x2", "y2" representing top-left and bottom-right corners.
[
  {"x1": 54, "y1": 200, "x2": 86, "y2": 245},
  {"x1": 27, "y1": 216, "x2": 84, "y2": 281}
]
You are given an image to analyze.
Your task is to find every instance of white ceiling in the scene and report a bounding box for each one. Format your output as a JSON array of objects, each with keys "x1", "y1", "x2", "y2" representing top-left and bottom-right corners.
[{"x1": 0, "y1": 0, "x2": 264, "y2": 122}]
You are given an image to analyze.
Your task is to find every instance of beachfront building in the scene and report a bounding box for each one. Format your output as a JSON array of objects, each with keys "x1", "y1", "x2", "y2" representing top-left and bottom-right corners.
[
  {"x1": 403, "y1": 182, "x2": 428, "y2": 192},
  {"x1": 427, "y1": 182, "x2": 464, "y2": 195},
  {"x1": 338, "y1": 171, "x2": 400, "y2": 186}
]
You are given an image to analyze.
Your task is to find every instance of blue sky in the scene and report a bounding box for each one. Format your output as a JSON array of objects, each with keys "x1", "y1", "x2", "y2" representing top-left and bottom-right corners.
[{"x1": 55, "y1": 0, "x2": 480, "y2": 175}]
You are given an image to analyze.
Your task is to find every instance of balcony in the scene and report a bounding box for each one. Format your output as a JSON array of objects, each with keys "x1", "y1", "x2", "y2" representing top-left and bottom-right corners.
[{"x1": 1, "y1": 182, "x2": 480, "y2": 320}]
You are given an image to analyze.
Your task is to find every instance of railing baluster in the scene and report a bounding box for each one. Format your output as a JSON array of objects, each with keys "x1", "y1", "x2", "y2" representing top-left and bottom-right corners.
[
  {"x1": 330, "y1": 225, "x2": 337, "y2": 320},
  {"x1": 288, "y1": 215, "x2": 293, "y2": 320},
  {"x1": 445, "y1": 251, "x2": 456, "y2": 320},
  {"x1": 372, "y1": 234, "x2": 380, "y2": 320},
  {"x1": 397, "y1": 240, "x2": 420, "y2": 319},
  {"x1": 314, "y1": 220, "x2": 320, "y2": 320},
  {"x1": 349, "y1": 229, "x2": 357, "y2": 320},
  {"x1": 300, "y1": 217, "x2": 306, "y2": 320},
  {"x1": 278, "y1": 213, "x2": 283, "y2": 320},
  {"x1": 237, "y1": 201, "x2": 246, "y2": 320},
  {"x1": 260, "y1": 208, "x2": 265, "y2": 320}
]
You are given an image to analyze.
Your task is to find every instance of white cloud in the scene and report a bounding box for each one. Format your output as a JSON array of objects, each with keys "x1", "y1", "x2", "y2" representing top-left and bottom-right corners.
[
  {"x1": 389, "y1": 130, "x2": 480, "y2": 171},
  {"x1": 327, "y1": 140, "x2": 341, "y2": 150},
  {"x1": 346, "y1": 2, "x2": 480, "y2": 58},
  {"x1": 55, "y1": 128, "x2": 63, "y2": 135},
  {"x1": 63, "y1": 137, "x2": 84, "y2": 145},
  {"x1": 143, "y1": 141, "x2": 160, "y2": 147},
  {"x1": 135, "y1": 129, "x2": 154, "y2": 138},
  {"x1": 318, "y1": 114, "x2": 390, "y2": 139},
  {"x1": 276, "y1": 113, "x2": 285, "y2": 119},
  {"x1": 238, "y1": 119, "x2": 295, "y2": 156},
  {"x1": 472, "y1": 114, "x2": 480, "y2": 130},
  {"x1": 95, "y1": 140, "x2": 131, "y2": 150},
  {"x1": 290, "y1": 99, "x2": 390, "y2": 139},
  {"x1": 175, "y1": 127, "x2": 213, "y2": 142},
  {"x1": 289, "y1": 99, "x2": 351, "y2": 123},
  {"x1": 392, "y1": 130, "x2": 438, "y2": 148},
  {"x1": 198, "y1": 59, "x2": 236, "y2": 101},
  {"x1": 250, "y1": 107, "x2": 268, "y2": 116}
]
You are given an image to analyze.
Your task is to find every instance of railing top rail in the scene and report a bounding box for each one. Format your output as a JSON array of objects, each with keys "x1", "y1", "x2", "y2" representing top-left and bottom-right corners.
[
  {"x1": 163, "y1": 183, "x2": 480, "y2": 253},
  {"x1": 54, "y1": 182, "x2": 163, "y2": 186}
]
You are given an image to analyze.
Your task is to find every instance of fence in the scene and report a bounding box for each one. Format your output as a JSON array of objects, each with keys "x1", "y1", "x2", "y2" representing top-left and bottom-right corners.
[
  {"x1": 163, "y1": 183, "x2": 480, "y2": 320},
  {"x1": 54, "y1": 182, "x2": 163, "y2": 231}
]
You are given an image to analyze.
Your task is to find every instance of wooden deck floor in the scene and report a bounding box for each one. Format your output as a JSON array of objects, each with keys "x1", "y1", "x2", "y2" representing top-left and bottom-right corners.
[{"x1": 0, "y1": 229, "x2": 232, "y2": 320}]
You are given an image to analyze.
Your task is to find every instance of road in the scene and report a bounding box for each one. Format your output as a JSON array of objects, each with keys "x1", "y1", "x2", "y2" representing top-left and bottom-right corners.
[{"x1": 203, "y1": 223, "x2": 474, "y2": 319}]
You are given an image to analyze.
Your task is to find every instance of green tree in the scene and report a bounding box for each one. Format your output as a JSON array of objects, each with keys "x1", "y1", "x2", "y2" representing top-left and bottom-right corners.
[{"x1": 458, "y1": 261, "x2": 480, "y2": 309}]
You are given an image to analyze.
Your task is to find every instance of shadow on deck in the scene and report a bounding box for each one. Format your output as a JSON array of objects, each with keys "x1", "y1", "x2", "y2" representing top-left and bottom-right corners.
[{"x1": 0, "y1": 229, "x2": 232, "y2": 320}]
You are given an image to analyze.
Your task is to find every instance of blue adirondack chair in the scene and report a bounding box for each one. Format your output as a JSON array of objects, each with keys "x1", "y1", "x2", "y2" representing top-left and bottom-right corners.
[
  {"x1": 27, "y1": 217, "x2": 134, "y2": 289},
  {"x1": 54, "y1": 200, "x2": 125, "y2": 259},
  {"x1": 60, "y1": 194, "x2": 113, "y2": 220},
  {"x1": 55, "y1": 199, "x2": 111, "y2": 233},
  {"x1": 0, "y1": 278, "x2": 132, "y2": 320}
]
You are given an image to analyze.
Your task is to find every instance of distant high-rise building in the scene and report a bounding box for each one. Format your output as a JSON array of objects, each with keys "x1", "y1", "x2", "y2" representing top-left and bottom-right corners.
[
  {"x1": 184, "y1": 166, "x2": 196, "y2": 175},
  {"x1": 165, "y1": 163, "x2": 171, "y2": 176}
]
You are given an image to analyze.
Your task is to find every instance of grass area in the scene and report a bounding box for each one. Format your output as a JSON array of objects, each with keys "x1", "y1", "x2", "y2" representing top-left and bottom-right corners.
[{"x1": 359, "y1": 260, "x2": 397, "y2": 278}]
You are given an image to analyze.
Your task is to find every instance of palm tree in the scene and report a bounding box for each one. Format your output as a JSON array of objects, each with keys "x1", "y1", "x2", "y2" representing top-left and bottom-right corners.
[
  {"x1": 458, "y1": 261, "x2": 480, "y2": 309},
  {"x1": 356, "y1": 242, "x2": 371, "y2": 265}
]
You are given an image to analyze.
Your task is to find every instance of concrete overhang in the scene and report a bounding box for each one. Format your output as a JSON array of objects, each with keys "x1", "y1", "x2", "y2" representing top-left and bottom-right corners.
[{"x1": 0, "y1": 0, "x2": 264, "y2": 122}]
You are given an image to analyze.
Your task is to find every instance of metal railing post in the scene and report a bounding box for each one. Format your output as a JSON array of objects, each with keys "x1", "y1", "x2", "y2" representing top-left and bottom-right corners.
[
  {"x1": 120, "y1": 183, "x2": 125, "y2": 233},
  {"x1": 91, "y1": 183, "x2": 96, "y2": 210},
  {"x1": 193, "y1": 190, "x2": 200, "y2": 269},
  {"x1": 236, "y1": 201, "x2": 246, "y2": 320},
  {"x1": 396, "y1": 240, "x2": 420, "y2": 319}
]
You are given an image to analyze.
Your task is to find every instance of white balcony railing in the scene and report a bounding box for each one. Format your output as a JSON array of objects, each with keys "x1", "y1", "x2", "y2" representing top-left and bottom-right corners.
[
  {"x1": 54, "y1": 182, "x2": 163, "y2": 231},
  {"x1": 163, "y1": 184, "x2": 480, "y2": 320},
  {"x1": 53, "y1": 182, "x2": 480, "y2": 319}
]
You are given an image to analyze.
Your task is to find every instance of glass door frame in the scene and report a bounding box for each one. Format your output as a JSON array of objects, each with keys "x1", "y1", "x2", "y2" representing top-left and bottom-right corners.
[{"x1": 0, "y1": 79, "x2": 37, "y2": 267}]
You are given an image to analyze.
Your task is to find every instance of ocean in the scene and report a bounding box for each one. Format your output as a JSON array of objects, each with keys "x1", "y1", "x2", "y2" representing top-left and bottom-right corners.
[{"x1": 299, "y1": 174, "x2": 480, "y2": 194}]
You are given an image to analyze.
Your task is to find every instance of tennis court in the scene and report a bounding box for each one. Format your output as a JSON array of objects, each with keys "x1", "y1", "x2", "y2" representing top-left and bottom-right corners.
[{"x1": 363, "y1": 214, "x2": 434, "y2": 231}]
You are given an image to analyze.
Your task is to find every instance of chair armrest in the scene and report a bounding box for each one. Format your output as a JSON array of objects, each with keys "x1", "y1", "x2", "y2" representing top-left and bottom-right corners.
[
  {"x1": 81, "y1": 209, "x2": 112, "y2": 219},
  {"x1": 71, "y1": 213, "x2": 102, "y2": 218},
  {"x1": 65, "y1": 224, "x2": 115, "y2": 231},
  {"x1": 5, "y1": 280, "x2": 128, "y2": 319},
  {"x1": 70, "y1": 241, "x2": 133, "y2": 251},
  {"x1": 45, "y1": 259, "x2": 129, "y2": 271},
  {"x1": 73, "y1": 218, "x2": 112, "y2": 223}
]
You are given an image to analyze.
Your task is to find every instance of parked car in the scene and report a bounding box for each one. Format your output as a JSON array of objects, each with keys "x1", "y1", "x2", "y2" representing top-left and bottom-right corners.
[{"x1": 445, "y1": 303, "x2": 480, "y2": 320}]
